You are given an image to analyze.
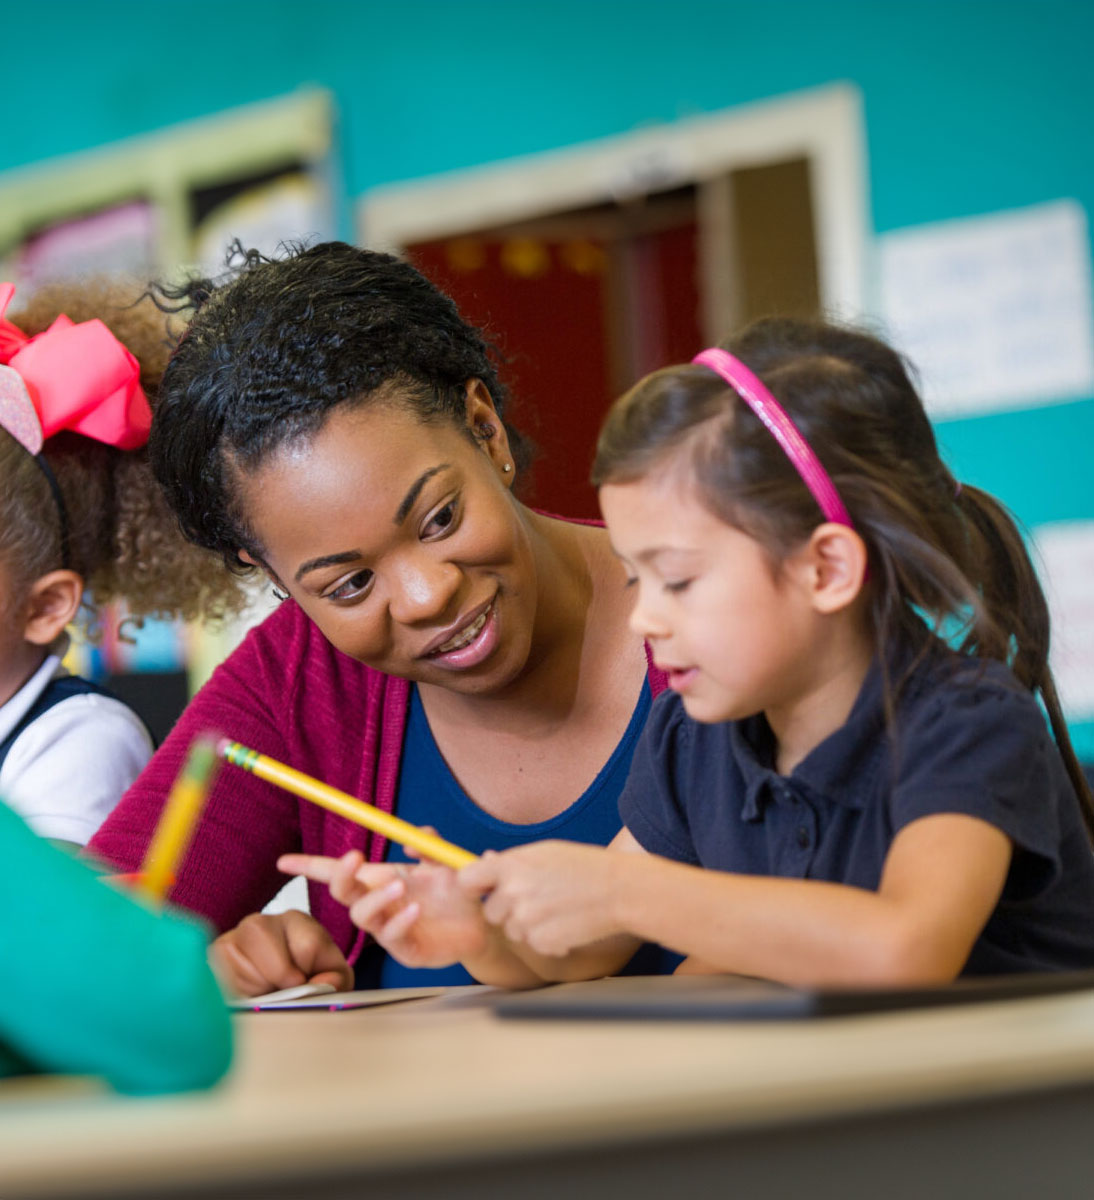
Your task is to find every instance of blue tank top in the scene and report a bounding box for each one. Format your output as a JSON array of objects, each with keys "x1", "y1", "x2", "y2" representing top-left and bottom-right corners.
[{"x1": 357, "y1": 680, "x2": 671, "y2": 987}]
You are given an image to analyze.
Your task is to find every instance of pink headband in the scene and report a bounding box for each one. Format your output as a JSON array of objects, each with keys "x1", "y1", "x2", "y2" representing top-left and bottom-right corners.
[
  {"x1": 692, "y1": 347, "x2": 854, "y2": 529},
  {"x1": 0, "y1": 281, "x2": 152, "y2": 456}
]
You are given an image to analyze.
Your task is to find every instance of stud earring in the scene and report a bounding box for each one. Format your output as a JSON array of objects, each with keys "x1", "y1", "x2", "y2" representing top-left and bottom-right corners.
[{"x1": 502, "y1": 463, "x2": 512, "y2": 473}]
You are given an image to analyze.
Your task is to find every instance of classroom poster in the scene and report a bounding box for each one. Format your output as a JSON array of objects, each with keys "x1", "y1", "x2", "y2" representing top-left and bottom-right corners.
[
  {"x1": 878, "y1": 200, "x2": 1094, "y2": 418},
  {"x1": 1033, "y1": 520, "x2": 1094, "y2": 721}
]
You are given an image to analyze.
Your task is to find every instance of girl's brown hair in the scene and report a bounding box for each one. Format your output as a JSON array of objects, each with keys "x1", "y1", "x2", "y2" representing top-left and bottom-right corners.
[
  {"x1": 593, "y1": 315, "x2": 1094, "y2": 838},
  {"x1": 0, "y1": 279, "x2": 245, "y2": 627}
]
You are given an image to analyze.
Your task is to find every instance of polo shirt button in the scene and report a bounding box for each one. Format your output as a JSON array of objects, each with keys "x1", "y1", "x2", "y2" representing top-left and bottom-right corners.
[{"x1": 796, "y1": 826, "x2": 811, "y2": 849}]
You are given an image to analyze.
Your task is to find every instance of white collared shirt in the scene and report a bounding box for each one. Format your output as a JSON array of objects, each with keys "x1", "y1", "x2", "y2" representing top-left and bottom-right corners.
[{"x1": 0, "y1": 643, "x2": 154, "y2": 845}]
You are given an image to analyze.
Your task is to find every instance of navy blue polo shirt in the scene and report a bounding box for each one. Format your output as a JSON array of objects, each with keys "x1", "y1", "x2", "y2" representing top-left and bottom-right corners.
[{"x1": 621, "y1": 648, "x2": 1094, "y2": 974}]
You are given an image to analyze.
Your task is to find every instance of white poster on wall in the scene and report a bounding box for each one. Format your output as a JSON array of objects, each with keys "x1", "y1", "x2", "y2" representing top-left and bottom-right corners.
[
  {"x1": 879, "y1": 200, "x2": 1094, "y2": 418},
  {"x1": 1033, "y1": 520, "x2": 1094, "y2": 720}
]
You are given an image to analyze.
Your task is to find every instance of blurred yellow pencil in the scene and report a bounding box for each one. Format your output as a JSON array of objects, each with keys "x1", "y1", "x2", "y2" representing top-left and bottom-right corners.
[
  {"x1": 216, "y1": 738, "x2": 476, "y2": 870},
  {"x1": 138, "y1": 735, "x2": 222, "y2": 903}
]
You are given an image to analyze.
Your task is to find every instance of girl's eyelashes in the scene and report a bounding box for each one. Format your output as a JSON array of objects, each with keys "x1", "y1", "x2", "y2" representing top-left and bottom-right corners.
[
  {"x1": 325, "y1": 568, "x2": 374, "y2": 603},
  {"x1": 623, "y1": 575, "x2": 691, "y2": 594}
]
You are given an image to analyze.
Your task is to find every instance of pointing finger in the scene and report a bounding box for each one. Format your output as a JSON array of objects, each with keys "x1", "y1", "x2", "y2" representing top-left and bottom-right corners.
[{"x1": 278, "y1": 853, "x2": 338, "y2": 883}]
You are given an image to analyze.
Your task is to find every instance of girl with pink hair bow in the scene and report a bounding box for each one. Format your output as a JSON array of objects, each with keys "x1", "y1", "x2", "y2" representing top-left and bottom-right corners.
[{"x1": 0, "y1": 280, "x2": 243, "y2": 849}]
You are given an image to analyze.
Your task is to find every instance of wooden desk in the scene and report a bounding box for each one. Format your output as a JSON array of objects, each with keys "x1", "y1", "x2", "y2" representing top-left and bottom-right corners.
[{"x1": 4, "y1": 985, "x2": 1094, "y2": 1199}]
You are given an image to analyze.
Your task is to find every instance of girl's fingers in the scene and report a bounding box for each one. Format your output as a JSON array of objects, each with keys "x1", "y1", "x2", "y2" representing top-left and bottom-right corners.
[
  {"x1": 380, "y1": 901, "x2": 422, "y2": 945},
  {"x1": 348, "y1": 878, "x2": 406, "y2": 933},
  {"x1": 480, "y1": 888, "x2": 512, "y2": 928},
  {"x1": 458, "y1": 851, "x2": 500, "y2": 894}
]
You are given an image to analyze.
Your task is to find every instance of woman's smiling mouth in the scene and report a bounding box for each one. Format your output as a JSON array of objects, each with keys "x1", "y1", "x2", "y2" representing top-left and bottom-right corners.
[
  {"x1": 435, "y1": 607, "x2": 489, "y2": 653},
  {"x1": 424, "y1": 599, "x2": 499, "y2": 669}
]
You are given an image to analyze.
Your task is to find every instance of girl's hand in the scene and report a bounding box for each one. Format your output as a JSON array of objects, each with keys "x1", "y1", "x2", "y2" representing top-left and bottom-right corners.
[
  {"x1": 459, "y1": 840, "x2": 628, "y2": 958},
  {"x1": 210, "y1": 909, "x2": 353, "y2": 997},
  {"x1": 279, "y1": 849, "x2": 490, "y2": 970}
]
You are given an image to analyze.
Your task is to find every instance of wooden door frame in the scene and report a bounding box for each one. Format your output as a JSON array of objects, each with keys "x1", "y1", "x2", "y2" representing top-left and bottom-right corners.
[{"x1": 358, "y1": 83, "x2": 871, "y2": 324}]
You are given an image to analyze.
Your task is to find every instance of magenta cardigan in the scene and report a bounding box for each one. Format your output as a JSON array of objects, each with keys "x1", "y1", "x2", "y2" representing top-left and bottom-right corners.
[{"x1": 89, "y1": 598, "x2": 666, "y2": 965}]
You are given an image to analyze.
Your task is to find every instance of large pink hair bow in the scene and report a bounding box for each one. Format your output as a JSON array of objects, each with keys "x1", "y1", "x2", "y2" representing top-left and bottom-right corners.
[{"x1": 0, "y1": 281, "x2": 152, "y2": 455}]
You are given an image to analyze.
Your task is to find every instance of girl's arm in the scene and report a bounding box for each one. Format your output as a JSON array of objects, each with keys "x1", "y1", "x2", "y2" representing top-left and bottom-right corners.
[
  {"x1": 280, "y1": 845, "x2": 643, "y2": 988},
  {"x1": 464, "y1": 815, "x2": 1013, "y2": 986}
]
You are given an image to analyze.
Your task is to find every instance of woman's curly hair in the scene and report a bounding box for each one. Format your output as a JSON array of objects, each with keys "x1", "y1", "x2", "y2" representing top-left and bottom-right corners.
[
  {"x1": 0, "y1": 278, "x2": 247, "y2": 625},
  {"x1": 150, "y1": 241, "x2": 530, "y2": 570}
]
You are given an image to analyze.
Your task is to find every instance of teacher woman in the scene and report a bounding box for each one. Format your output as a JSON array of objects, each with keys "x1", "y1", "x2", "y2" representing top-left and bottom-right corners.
[{"x1": 90, "y1": 241, "x2": 667, "y2": 993}]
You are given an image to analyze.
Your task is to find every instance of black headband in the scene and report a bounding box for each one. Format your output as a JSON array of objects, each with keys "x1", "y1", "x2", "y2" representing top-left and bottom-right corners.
[{"x1": 33, "y1": 452, "x2": 72, "y2": 570}]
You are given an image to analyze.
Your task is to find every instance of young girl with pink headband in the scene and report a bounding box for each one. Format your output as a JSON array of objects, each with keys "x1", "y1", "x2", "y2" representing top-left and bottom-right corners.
[
  {"x1": 0, "y1": 281, "x2": 241, "y2": 848},
  {"x1": 290, "y1": 315, "x2": 1094, "y2": 985}
]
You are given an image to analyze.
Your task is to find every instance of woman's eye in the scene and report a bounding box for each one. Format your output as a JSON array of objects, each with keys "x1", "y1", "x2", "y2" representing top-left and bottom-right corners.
[
  {"x1": 423, "y1": 499, "x2": 459, "y2": 538},
  {"x1": 327, "y1": 568, "x2": 374, "y2": 602},
  {"x1": 664, "y1": 579, "x2": 692, "y2": 594}
]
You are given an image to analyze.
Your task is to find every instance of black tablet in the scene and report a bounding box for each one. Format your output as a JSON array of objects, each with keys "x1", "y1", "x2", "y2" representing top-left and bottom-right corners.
[{"x1": 493, "y1": 969, "x2": 1094, "y2": 1021}]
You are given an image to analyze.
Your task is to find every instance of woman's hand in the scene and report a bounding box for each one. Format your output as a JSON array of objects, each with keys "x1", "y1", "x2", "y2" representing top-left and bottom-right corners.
[
  {"x1": 279, "y1": 850, "x2": 490, "y2": 970},
  {"x1": 459, "y1": 840, "x2": 632, "y2": 958},
  {"x1": 210, "y1": 909, "x2": 353, "y2": 997}
]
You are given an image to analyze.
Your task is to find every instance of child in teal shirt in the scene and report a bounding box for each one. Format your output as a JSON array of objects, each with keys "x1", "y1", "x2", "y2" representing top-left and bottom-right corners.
[{"x1": 0, "y1": 800, "x2": 232, "y2": 1094}]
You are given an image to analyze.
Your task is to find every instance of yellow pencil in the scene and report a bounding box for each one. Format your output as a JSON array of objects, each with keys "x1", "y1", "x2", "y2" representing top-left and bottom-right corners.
[
  {"x1": 216, "y1": 738, "x2": 477, "y2": 870},
  {"x1": 138, "y1": 735, "x2": 222, "y2": 903}
]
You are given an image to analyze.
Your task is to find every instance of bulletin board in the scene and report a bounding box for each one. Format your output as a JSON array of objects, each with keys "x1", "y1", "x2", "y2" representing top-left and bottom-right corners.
[
  {"x1": 0, "y1": 88, "x2": 339, "y2": 725},
  {"x1": 879, "y1": 200, "x2": 1094, "y2": 759},
  {"x1": 0, "y1": 87, "x2": 338, "y2": 287}
]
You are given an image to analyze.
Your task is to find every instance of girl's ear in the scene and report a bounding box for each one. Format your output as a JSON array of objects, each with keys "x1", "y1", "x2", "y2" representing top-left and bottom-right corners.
[
  {"x1": 802, "y1": 523, "x2": 869, "y2": 614},
  {"x1": 23, "y1": 570, "x2": 84, "y2": 646},
  {"x1": 464, "y1": 378, "x2": 515, "y2": 485}
]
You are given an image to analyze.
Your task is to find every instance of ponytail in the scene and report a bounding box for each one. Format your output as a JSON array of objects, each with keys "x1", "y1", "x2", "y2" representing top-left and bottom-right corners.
[{"x1": 954, "y1": 484, "x2": 1094, "y2": 841}]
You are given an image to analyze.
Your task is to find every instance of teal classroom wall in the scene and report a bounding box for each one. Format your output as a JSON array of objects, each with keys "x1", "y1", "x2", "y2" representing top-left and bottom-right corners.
[{"x1": 6, "y1": 0, "x2": 1094, "y2": 753}]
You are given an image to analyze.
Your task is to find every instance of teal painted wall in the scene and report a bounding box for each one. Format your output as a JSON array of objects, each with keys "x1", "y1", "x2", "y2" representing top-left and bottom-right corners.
[
  {"x1": 6, "y1": 0, "x2": 1094, "y2": 752},
  {"x1": 7, "y1": 1, "x2": 1092, "y2": 225},
  {"x1": 9, "y1": 0, "x2": 1093, "y2": 312}
]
